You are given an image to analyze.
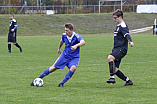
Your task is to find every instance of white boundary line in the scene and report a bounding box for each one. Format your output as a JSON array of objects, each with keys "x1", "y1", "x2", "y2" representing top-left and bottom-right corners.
[{"x1": 130, "y1": 26, "x2": 153, "y2": 34}]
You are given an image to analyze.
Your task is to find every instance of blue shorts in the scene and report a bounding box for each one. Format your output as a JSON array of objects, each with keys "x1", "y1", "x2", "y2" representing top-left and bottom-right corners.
[
  {"x1": 110, "y1": 48, "x2": 127, "y2": 68},
  {"x1": 54, "y1": 53, "x2": 79, "y2": 69}
]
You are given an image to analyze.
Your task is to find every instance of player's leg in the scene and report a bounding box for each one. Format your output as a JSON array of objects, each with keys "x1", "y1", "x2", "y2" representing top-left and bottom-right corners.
[
  {"x1": 115, "y1": 60, "x2": 133, "y2": 86},
  {"x1": 115, "y1": 60, "x2": 127, "y2": 81},
  {"x1": 30, "y1": 53, "x2": 68, "y2": 86},
  {"x1": 106, "y1": 55, "x2": 116, "y2": 84},
  {"x1": 38, "y1": 66, "x2": 58, "y2": 79},
  {"x1": 58, "y1": 65, "x2": 76, "y2": 87},
  {"x1": 8, "y1": 42, "x2": 11, "y2": 53},
  {"x1": 12, "y1": 32, "x2": 22, "y2": 52},
  {"x1": 13, "y1": 42, "x2": 22, "y2": 52},
  {"x1": 58, "y1": 58, "x2": 79, "y2": 87},
  {"x1": 113, "y1": 49, "x2": 133, "y2": 86},
  {"x1": 30, "y1": 66, "x2": 58, "y2": 86},
  {"x1": 7, "y1": 34, "x2": 11, "y2": 53},
  {"x1": 107, "y1": 48, "x2": 126, "y2": 84}
]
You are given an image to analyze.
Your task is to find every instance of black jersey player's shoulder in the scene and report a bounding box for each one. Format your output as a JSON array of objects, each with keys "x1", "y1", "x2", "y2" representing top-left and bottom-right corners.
[
  {"x1": 10, "y1": 19, "x2": 17, "y2": 27},
  {"x1": 12, "y1": 19, "x2": 17, "y2": 22},
  {"x1": 12, "y1": 19, "x2": 17, "y2": 25},
  {"x1": 119, "y1": 22, "x2": 129, "y2": 32},
  {"x1": 118, "y1": 22, "x2": 128, "y2": 28}
]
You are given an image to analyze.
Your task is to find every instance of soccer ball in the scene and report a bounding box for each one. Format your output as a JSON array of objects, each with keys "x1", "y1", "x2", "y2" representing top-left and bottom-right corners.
[{"x1": 33, "y1": 78, "x2": 44, "y2": 87}]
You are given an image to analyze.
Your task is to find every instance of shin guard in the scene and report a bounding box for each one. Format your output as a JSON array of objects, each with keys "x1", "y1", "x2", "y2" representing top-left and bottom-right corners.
[{"x1": 109, "y1": 61, "x2": 116, "y2": 76}]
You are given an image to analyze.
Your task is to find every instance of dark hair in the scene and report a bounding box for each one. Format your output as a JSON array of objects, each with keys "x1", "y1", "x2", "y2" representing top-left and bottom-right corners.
[
  {"x1": 64, "y1": 23, "x2": 74, "y2": 30},
  {"x1": 113, "y1": 9, "x2": 123, "y2": 19}
]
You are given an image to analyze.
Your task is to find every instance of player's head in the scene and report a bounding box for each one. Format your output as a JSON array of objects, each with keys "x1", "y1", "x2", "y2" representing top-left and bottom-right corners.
[
  {"x1": 64, "y1": 23, "x2": 74, "y2": 37},
  {"x1": 9, "y1": 14, "x2": 14, "y2": 20},
  {"x1": 113, "y1": 9, "x2": 123, "y2": 24}
]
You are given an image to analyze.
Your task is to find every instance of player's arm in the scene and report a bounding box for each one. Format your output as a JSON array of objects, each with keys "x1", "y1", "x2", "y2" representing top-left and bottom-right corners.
[
  {"x1": 11, "y1": 25, "x2": 17, "y2": 32},
  {"x1": 125, "y1": 34, "x2": 134, "y2": 47},
  {"x1": 11, "y1": 21, "x2": 17, "y2": 32},
  {"x1": 71, "y1": 40, "x2": 85, "y2": 51},
  {"x1": 122, "y1": 27, "x2": 134, "y2": 47},
  {"x1": 58, "y1": 39, "x2": 64, "y2": 54},
  {"x1": 128, "y1": 40, "x2": 134, "y2": 47}
]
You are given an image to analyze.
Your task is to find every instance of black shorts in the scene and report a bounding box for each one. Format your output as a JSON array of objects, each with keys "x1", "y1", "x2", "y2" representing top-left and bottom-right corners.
[
  {"x1": 8, "y1": 32, "x2": 16, "y2": 43},
  {"x1": 110, "y1": 48, "x2": 127, "y2": 68}
]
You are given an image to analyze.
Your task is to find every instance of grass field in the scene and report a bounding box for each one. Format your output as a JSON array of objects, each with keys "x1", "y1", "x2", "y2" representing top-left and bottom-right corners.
[{"x1": 0, "y1": 33, "x2": 157, "y2": 104}]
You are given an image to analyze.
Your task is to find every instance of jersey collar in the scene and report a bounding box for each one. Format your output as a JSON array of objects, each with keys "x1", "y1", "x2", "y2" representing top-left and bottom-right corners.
[{"x1": 67, "y1": 32, "x2": 75, "y2": 43}]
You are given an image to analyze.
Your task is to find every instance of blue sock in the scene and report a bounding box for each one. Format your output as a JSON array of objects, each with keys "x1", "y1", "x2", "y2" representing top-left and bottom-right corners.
[
  {"x1": 38, "y1": 68, "x2": 51, "y2": 79},
  {"x1": 61, "y1": 70, "x2": 74, "y2": 84}
]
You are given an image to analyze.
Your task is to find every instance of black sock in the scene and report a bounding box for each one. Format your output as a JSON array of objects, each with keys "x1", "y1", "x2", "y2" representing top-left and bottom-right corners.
[
  {"x1": 8, "y1": 44, "x2": 11, "y2": 52},
  {"x1": 14, "y1": 43, "x2": 21, "y2": 49},
  {"x1": 115, "y1": 70, "x2": 127, "y2": 81},
  {"x1": 109, "y1": 61, "x2": 115, "y2": 76}
]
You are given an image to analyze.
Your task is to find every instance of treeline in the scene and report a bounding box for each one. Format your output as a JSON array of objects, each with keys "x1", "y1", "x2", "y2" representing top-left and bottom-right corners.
[
  {"x1": 0, "y1": 0, "x2": 157, "y2": 14},
  {"x1": 0, "y1": 0, "x2": 157, "y2": 6}
]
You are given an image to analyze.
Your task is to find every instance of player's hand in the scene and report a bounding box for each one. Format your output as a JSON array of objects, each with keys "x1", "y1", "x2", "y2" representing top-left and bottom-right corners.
[
  {"x1": 130, "y1": 42, "x2": 134, "y2": 47},
  {"x1": 11, "y1": 29, "x2": 14, "y2": 32},
  {"x1": 71, "y1": 45, "x2": 77, "y2": 51},
  {"x1": 58, "y1": 49, "x2": 61, "y2": 55}
]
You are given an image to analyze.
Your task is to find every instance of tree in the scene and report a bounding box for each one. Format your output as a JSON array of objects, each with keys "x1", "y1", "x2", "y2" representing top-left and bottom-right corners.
[
  {"x1": 10, "y1": 0, "x2": 21, "y2": 6},
  {"x1": 43, "y1": 0, "x2": 54, "y2": 5}
]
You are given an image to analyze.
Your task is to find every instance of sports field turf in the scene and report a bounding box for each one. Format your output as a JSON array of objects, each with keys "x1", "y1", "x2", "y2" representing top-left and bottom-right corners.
[{"x1": 0, "y1": 34, "x2": 157, "y2": 104}]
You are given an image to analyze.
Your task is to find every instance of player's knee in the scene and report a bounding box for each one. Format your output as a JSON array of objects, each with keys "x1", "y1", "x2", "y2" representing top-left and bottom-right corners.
[
  {"x1": 115, "y1": 68, "x2": 119, "y2": 73},
  {"x1": 70, "y1": 65, "x2": 77, "y2": 72},
  {"x1": 108, "y1": 55, "x2": 112, "y2": 62},
  {"x1": 108, "y1": 55, "x2": 115, "y2": 62},
  {"x1": 13, "y1": 42, "x2": 16, "y2": 45},
  {"x1": 49, "y1": 66, "x2": 58, "y2": 72}
]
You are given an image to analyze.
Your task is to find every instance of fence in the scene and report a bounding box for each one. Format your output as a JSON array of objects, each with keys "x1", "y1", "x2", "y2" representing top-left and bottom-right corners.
[{"x1": 0, "y1": 4, "x2": 137, "y2": 14}]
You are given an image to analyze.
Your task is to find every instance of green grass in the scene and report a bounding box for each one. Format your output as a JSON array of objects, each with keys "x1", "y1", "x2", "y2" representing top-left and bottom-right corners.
[
  {"x1": 0, "y1": 34, "x2": 157, "y2": 104},
  {"x1": 0, "y1": 13, "x2": 157, "y2": 36}
]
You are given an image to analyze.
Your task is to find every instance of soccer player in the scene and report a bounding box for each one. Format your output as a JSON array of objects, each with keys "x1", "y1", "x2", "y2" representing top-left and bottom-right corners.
[
  {"x1": 8, "y1": 14, "x2": 22, "y2": 53},
  {"x1": 106, "y1": 9, "x2": 134, "y2": 86},
  {"x1": 30, "y1": 23, "x2": 85, "y2": 87}
]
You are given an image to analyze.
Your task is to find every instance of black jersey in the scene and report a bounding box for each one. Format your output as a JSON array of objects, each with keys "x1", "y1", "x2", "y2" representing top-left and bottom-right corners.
[
  {"x1": 113, "y1": 22, "x2": 131, "y2": 50},
  {"x1": 9, "y1": 19, "x2": 17, "y2": 33}
]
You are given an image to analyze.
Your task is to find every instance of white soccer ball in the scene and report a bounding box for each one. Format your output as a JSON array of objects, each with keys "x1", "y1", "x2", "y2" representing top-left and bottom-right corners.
[{"x1": 33, "y1": 78, "x2": 44, "y2": 87}]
